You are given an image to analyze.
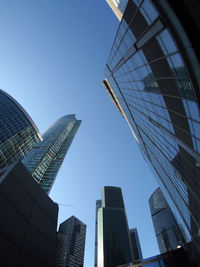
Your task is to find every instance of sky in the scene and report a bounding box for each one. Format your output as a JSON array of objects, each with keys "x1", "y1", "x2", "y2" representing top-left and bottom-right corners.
[{"x1": 0, "y1": 0, "x2": 159, "y2": 265}]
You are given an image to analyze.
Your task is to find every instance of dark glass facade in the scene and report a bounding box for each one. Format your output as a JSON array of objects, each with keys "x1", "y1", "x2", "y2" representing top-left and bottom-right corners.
[
  {"x1": 149, "y1": 188, "x2": 186, "y2": 253},
  {"x1": 23, "y1": 115, "x2": 81, "y2": 194},
  {"x1": 104, "y1": 0, "x2": 200, "y2": 261},
  {"x1": 98, "y1": 186, "x2": 133, "y2": 267},
  {"x1": 0, "y1": 161, "x2": 58, "y2": 266},
  {"x1": 130, "y1": 228, "x2": 143, "y2": 263},
  {"x1": 0, "y1": 89, "x2": 41, "y2": 169},
  {"x1": 56, "y1": 216, "x2": 86, "y2": 267}
]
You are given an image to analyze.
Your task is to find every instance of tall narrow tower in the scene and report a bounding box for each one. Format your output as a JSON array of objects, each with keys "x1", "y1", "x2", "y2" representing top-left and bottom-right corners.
[
  {"x1": 23, "y1": 114, "x2": 81, "y2": 194},
  {"x1": 98, "y1": 186, "x2": 132, "y2": 267},
  {"x1": 149, "y1": 188, "x2": 186, "y2": 253}
]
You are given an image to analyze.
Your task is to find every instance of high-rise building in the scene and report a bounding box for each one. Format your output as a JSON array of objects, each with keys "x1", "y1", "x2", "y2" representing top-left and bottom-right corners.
[
  {"x1": 23, "y1": 115, "x2": 81, "y2": 194},
  {"x1": 103, "y1": 0, "x2": 200, "y2": 262},
  {"x1": 94, "y1": 199, "x2": 102, "y2": 267},
  {"x1": 56, "y1": 216, "x2": 86, "y2": 267},
  {"x1": 106, "y1": 0, "x2": 128, "y2": 20},
  {"x1": 0, "y1": 89, "x2": 42, "y2": 169},
  {"x1": 129, "y1": 228, "x2": 143, "y2": 263},
  {"x1": 98, "y1": 186, "x2": 133, "y2": 267},
  {"x1": 149, "y1": 188, "x2": 186, "y2": 254}
]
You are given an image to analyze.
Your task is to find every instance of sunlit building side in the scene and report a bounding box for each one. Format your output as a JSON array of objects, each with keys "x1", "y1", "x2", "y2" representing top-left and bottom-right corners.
[
  {"x1": 106, "y1": 0, "x2": 128, "y2": 20},
  {"x1": 23, "y1": 115, "x2": 81, "y2": 194},
  {"x1": 104, "y1": 0, "x2": 200, "y2": 263},
  {"x1": 0, "y1": 89, "x2": 42, "y2": 169}
]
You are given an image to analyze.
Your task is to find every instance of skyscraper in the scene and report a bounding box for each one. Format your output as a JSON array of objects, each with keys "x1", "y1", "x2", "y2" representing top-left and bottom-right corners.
[
  {"x1": 98, "y1": 186, "x2": 132, "y2": 267},
  {"x1": 56, "y1": 216, "x2": 86, "y2": 267},
  {"x1": 106, "y1": 0, "x2": 128, "y2": 20},
  {"x1": 0, "y1": 89, "x2": 41, "y2": 169},
  {"x1": 104, "y1": 0, "x2": 200, "y2": 262},
  {"x1": 95, "y1": 199, "x2": 102, "y2": 267},
  {"x1": 149, "y1": 188, "x2": 186, "y2": 254},
  {"x1": 23, "y1": 115, "x2": 81, "y2": 194},
  {"x1": 129, "y1": 228, "x2": 143, "y2": 263}
]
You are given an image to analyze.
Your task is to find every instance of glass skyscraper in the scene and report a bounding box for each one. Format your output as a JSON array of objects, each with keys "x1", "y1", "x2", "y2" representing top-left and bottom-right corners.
[
  {"x1": 56, "y1": 216, "x2": 86, "y2": 267},
  {"x1": 23, "y1": 115, "x2": 81, "y2": 194},
  {"x1": 129, "y1": 228, "x2": 143, "y2": 263},
  {"x1": 149, "y1": 188, "x2": 186, "y2": 253},
  {"x1": 0, "y1": 89, "x2": 42, "y2": 169},
  {"x1": 98, "y1": 186, "x2": 133, "y2": 267},
  {"x1": 104, "y1": 0, "x2": 200, "y2": 262}
]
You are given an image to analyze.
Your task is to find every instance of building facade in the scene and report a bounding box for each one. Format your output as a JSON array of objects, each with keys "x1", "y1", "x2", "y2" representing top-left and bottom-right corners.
[
  {"x1": 0, "y1": 89, "x2": 41, "y2": 170},
  {"x1": 129, "y1": 228, "x2": 143, "y2": 263},
  {"x1": 95, "y1": 199, "x2": 102, "y2": 267},
  {"x1": 149, "y1": 188, "x2": 186, "y2": 253},
  {"x1": 23, "y1": 115, "x2": 81, "y2": 194},
  {"x1": 106, "y1": 0, "x2": 128, "y2": 20},
  {"x1": 98, "y1": 186, "x2": 133, "y2": 267},
  {"x1": 56, "y1": 216, "x2": 86, "y2": 267},
  {"x1": 104, "y1": 0, "x2": 200, "y2": 262},
  {"x1": 0, "y1": 161, "x2": 58, "y2": 266}
]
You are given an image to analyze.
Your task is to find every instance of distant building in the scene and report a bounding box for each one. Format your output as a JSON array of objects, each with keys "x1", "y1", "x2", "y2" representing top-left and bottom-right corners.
[
  {"x1": 149, "y1": 188, "x2": 186, "y2": 253},
  {"x1": 104, "y1": 0, "x2": 200, "y2": 262},
  {"x1": 129, "y1": 228, "x2": 143, "y2": 263},
  {"x1": 106, "y1": 0, "x2": 128, "y2": 20},
  {"x1": 98, "y1": 186, "x2": 132, "y2": 267},
  {"x1": 23, "y1": 115, "x2": 81, "y2": 194},
  {"x1": 94, "y1": 199, "x2": 102, "y2": 267},
  {"x1": 0, "y1": 161, "x2": 58, "y2": 266},
  {"x1": 56, "y1": 216, "x2": 86, "y2": 267},
  {"x1": 0, "y1": 89, "x2": 41, "y2": 169}
]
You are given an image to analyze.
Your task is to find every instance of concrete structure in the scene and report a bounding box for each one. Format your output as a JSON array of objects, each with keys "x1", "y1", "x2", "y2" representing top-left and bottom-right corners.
[{"x1": 0, "y1": 161, "x2": 58, "y2": 266}]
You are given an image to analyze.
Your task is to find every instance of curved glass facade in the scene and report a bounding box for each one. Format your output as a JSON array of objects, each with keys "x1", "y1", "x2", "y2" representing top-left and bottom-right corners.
[
  {"x1": 0, "y1": 90, "x2": 41, "y2": 169},
  {"x1": 104, "y1": 0, "x2": 200, "y2": 260},
  {"x1": 23, "y1": 115, "x2": 81, "y2": 194}
]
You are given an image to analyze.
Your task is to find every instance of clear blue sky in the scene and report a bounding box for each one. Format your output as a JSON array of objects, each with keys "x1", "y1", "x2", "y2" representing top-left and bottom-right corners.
[{"x1": 0, "y1": 1, "x2": 159, "y2": 265}]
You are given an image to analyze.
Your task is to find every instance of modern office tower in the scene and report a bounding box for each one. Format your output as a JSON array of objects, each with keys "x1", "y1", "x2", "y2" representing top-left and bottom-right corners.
[
  {"x1": 56, "y1": 216, "x2": 86, "y2": 267},
  {"x1": 104, "y1": 0, "x2": 200, "y2": 262},
  {"x1": 129, "y1": 228, "x2": 143, "y2": 263},
  {"x1": 0, "y1": 161, "x2": 58, "y2": 266},
  {"x1": 0, "y1": 89, "x2": 42, "y2": 170},
  {"x1": 95, "y1": 199, "x2": 102, "y2": 267},
  {"x1": 106, "y1": 0, "x2": 128, "y2": 20},
  {"x1": 23, "y1": 115, "x2": 81, "y2": 194},
  {"x1": 98, "y1": 186, "x2": 132, "y2": 267},
  {"x1": 149, "y1": 188, "x2": 186, "y2": 254}
]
